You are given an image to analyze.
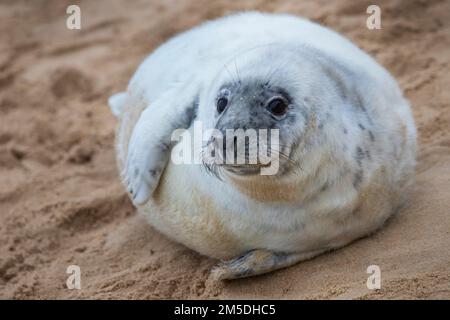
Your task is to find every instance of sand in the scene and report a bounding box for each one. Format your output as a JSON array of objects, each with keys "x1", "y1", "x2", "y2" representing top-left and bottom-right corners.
[{"x1": 0, "y1": 0, "x2": 449, "y2": 299}]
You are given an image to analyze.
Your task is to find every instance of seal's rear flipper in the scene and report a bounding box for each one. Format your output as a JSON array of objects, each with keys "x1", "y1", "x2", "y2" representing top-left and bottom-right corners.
[
  {"x1": 211, "y1": 248, "x2": 328, "y2": 280},
  {"x1": 108, "y1": 92, "x2": 127, "y2": 117}
]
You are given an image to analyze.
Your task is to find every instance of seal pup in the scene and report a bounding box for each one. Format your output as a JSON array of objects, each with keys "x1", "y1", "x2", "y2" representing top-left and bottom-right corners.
[{"x1": 109, "y1": 12, "x2": 417, "y2": 279}]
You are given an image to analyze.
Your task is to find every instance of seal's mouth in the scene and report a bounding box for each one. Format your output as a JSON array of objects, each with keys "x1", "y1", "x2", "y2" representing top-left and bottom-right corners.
[
  {"x1": 201, "y1": 155, "x2": 276, "y2": 178},
  {"x1": 200, "y1": 133, "x2": 285, "y2": 178},
  {"x1": 220, "y1": 163, "x2": 271, "y2": 176}
]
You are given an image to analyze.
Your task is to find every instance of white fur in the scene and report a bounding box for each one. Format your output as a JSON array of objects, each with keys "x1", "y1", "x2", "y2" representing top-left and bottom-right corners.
[
  {"x1": 108, "y1": 92, "x2": 127, "y2": 117},
  {"x1": 112, "y1": 12, "x2": 416, "y2": 265}
]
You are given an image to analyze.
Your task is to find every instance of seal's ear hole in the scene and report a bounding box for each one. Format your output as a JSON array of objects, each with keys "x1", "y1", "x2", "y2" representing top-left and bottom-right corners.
[
  {"x1": 217, "y1": 97, "x2": 228, "y2": 114},
  {"x1": 267, "y1": 97, "x2": 288, "y2": 117}
]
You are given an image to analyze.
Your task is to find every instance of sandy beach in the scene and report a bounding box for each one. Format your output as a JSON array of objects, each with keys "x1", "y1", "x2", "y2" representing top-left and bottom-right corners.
[{"x1": 0, "y1": 0, "x2": 449, "y2": 299}]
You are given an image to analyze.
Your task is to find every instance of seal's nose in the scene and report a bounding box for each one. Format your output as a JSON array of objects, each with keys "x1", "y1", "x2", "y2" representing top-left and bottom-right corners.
[{"x1": 215, "y1": 101, "x2": 254, "y2": 132}]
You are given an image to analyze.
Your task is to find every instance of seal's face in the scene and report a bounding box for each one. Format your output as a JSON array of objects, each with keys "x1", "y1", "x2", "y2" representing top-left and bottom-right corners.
[
  {"x1": 202, "y1": 62, "x2": 310, "y2": 177},
  {"x1": 213, "y1": 81, "x2": 290, "y2": 174}
]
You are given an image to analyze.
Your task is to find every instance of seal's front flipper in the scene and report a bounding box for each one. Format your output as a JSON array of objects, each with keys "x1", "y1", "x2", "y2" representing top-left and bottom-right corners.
[
  {"x1": 211, "y1": 248, "x2": 327, "y2": 280},
  {"x1": 124, "y1": 86, "x2": 198, "y2": 206},
  {"x1": 124, "y1": 105, "x2": 170, "y2": 205}
]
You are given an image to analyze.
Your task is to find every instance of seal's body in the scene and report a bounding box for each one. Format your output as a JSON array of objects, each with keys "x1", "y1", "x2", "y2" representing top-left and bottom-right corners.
[{"x1": 110, "y1": 12, "x2": 416, "y2": 279}]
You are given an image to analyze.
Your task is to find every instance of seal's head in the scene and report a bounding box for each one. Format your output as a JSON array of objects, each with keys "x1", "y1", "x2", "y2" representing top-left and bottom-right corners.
[{"x1": 200, "y1": 44, "x2": 330, "y2": 179}]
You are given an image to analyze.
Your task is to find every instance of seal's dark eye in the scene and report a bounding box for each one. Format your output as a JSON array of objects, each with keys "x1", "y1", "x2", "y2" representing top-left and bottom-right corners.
[
  {"x1": 267, "y1": 98, "x2": 288, "y2": 116},
  {"x1": 217, "y1": 97, "x2": 228, "y2": 114}
]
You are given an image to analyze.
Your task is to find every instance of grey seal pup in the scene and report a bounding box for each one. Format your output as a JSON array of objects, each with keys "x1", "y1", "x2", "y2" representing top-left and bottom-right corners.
[{"x1": 109, "y1": 12, "x2": 416, "y2": 279}]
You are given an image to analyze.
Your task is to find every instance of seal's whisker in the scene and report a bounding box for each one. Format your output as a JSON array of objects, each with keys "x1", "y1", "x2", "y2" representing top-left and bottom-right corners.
[
  {"x1": 243, "y1": 143, "x2": 298, "y2": 167},
  {"x1": 200, "y1": 148, "x2": 224, "y2": 181},
  {"x1": 234, "y1": 58, "x2": 241, "y2": 84},
  {"x1": 223, "y1": 64, "x2": 240, "y2": 86},
  {"x1": 264, "y1": 58, "x2": 292, "y2": 86}
]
